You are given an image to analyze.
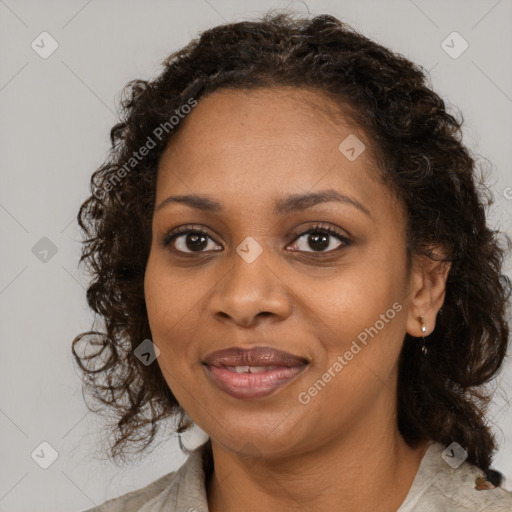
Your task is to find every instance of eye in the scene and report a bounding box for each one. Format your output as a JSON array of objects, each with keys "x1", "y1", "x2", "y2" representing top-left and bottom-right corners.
[
  {"x1": 162, "y1": 223, "x2": 351, "y2": 255},
  {"x1": 162, "y1": 225, "x2": 222, "y2": 254},
  {"x1": 288, "y1": 223, "x2": 351, "y2": 253}
]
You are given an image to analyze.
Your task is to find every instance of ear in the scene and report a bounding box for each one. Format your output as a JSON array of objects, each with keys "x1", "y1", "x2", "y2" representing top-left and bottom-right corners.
[{"x1": 406, "y1": 247, "x2": 451, "y2": 337}]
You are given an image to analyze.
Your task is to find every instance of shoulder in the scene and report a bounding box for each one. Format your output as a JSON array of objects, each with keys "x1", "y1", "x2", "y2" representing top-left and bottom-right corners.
[
  {"x1": 80, "y1": 442, "x2": 211, "y2": 512},
  {"x1": 400, "y1": 442, "x2": 512, "y2": 512},
  {"x1": 426, "y1": 465, "x2": 512, "y2": 511},
  {"x1": 81, "y1": 470, "x2": 178, "y2": 512}
]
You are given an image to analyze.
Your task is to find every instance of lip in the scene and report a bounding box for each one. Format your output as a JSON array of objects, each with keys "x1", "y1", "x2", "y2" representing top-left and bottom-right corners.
[{"x1": 203, "y1": 346, "x2": 309, "y2": 399}]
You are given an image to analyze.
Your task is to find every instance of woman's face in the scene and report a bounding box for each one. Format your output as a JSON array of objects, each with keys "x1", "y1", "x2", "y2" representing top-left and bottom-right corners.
[{"x1": 144, "y1": 87, "x2": 422, "y2": 458}]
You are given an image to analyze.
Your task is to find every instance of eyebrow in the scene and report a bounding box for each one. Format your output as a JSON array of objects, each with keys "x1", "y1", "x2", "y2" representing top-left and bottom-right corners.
[{"x1": 155, "y1": 189, "x2": 371, "y2": 217}]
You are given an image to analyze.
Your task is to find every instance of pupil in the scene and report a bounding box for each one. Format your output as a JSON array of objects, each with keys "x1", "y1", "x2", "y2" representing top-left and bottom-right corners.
[
  {"x1": 187, "y1": 233, "x2": 207, "y2": 251},
  {"x1": 309, "y1": 233, "x2": 329, "y2": 251}
]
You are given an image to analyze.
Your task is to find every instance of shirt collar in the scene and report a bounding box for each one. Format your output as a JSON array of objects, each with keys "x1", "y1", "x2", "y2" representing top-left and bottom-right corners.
[{"x1": 140, "y1": 440, "x2": 212, "y2": 512}]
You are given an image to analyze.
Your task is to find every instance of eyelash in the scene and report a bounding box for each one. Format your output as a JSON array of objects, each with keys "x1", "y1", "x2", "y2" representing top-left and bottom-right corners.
[{"x1": 161, "y1": 223, "x2": 351, "y2": 255}]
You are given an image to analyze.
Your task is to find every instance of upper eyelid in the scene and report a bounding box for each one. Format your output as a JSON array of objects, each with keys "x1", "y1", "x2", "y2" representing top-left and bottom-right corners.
[
  {"x1": 290, "y1": 224, "x2": 351, "y2": 240},
  {"x1": 162, "y1": 225, "x2": 219, "y2": 246}
]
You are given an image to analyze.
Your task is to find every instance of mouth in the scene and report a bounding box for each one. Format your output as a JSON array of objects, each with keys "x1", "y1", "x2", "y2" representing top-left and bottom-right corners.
[{"x1": 202, "y1": 345, "x2": 309, "y2": 399}]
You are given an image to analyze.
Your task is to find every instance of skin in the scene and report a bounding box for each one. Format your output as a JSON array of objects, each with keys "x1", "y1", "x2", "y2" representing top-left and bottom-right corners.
[{"x1": 144, "y1": 87, "x2": 451, "y2": 512}]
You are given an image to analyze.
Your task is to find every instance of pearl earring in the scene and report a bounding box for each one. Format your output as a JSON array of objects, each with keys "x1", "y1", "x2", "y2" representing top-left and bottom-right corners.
[{"x1": 418, "y1": 316, "x2": 427, "y2": 355}]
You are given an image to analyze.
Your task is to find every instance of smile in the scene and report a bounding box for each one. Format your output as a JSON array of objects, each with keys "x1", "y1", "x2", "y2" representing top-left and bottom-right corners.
[{"x1": 202, "y1": 346, "x2": 309, "y2": 399}]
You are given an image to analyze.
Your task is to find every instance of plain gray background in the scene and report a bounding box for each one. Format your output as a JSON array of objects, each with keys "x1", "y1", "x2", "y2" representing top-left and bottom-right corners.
[{"x1": 1, "y1": 0, "x2": 511, "y2": 510}]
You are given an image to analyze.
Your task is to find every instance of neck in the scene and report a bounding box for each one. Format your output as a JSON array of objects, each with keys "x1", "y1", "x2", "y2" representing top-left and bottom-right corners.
[{"x1": 206, "y1": 423, "x2": 430, "y2": 512}]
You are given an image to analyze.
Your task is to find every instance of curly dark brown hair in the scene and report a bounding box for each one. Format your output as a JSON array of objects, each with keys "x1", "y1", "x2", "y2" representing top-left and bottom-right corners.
[{"x1": 72, "y1": 11, "x2": 511, "y2": 469}]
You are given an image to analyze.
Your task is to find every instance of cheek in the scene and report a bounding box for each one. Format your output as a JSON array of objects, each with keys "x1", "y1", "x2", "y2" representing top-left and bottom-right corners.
[
  {"x1": 144, "y1": 254, "x2": 201, "y2": 354},
  {"x1": 144, "y1": 256, "x2": 205, "y2": 401},
  {"x1": 298, "y1": 277, "x2": 406, "y2": 423},
  {"x1": 301, "y1": 243, "x2": 408, "y2": 381},
  {"x1": 145, "y1": 248, "x2": 208, "y2": 318},
  {"x1": 308, "y1": 263, "x2": 404, "y2": 335}
]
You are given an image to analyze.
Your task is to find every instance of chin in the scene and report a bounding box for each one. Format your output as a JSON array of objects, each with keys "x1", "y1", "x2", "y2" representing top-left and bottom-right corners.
[{"x1": 201, "y1": 408, "x2": 309, "y2": 457}]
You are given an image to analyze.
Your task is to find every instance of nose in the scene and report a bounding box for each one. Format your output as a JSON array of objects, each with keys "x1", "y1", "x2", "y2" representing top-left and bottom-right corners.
[{"x1": 209, "y1": 247, "x2": 292, "y2": 327}]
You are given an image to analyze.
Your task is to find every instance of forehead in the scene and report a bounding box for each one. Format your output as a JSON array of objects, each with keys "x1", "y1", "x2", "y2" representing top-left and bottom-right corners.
[
  {"x1": 155, "y1": 87, "x2": 400, "y2": 219},
  {"x1": 163, "y1": 86, "x2": 367, "y2": 157}
]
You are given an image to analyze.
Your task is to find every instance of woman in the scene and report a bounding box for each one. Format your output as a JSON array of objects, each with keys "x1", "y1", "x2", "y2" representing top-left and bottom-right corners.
[{"x1": 73, "y1": 12, "x2": 512, "y2": 511}]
